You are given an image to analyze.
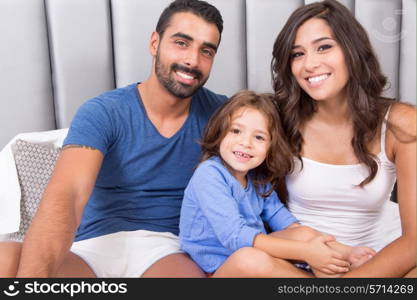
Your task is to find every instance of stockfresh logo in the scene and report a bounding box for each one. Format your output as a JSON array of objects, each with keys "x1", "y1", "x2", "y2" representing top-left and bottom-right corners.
[{"x1": 3, "y1": 281, "x2": 20, "y2": 297}]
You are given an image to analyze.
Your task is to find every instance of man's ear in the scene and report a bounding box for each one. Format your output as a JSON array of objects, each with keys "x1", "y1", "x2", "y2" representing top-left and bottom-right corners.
[{"x1": 149, "y1": 31, "x2": 160, "y2": 57}]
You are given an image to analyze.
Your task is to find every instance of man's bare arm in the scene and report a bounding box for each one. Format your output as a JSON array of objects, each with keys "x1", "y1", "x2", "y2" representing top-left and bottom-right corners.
[{"x1": 17, "y1": 145, "x2": 104, "y2": 277}]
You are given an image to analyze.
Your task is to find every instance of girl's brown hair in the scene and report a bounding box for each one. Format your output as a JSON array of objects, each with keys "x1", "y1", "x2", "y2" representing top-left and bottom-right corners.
[
  {"x1": 200, "y1": 90, "x2": 293, "y2": 197},
  {"x1": 271, "y1": 0, "x2": 394, "y2": 186}
]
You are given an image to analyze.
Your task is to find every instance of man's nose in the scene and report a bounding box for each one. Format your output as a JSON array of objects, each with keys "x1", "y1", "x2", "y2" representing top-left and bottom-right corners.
[{"x1": 183, "y1": 47, "x2": 200, "y2": 68}]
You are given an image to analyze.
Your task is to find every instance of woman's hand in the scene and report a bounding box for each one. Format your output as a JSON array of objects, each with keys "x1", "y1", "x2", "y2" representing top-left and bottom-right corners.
[
  {"x1": 305, "y1": 235, "x2": 350, "y2": 275},
  {"x1": 348, "y1": 246, "x2": 376, "y2": 269}
]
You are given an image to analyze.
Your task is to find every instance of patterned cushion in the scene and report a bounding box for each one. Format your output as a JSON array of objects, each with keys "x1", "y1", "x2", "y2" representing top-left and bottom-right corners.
[{"x1": 8, "y1": 139, "x2": 60, "y2": 241}]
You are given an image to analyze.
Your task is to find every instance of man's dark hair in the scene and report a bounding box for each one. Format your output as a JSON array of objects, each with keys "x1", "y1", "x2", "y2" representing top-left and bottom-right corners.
[{"x1": 156, "y1": 0, "x2": 223, "y2": 43}]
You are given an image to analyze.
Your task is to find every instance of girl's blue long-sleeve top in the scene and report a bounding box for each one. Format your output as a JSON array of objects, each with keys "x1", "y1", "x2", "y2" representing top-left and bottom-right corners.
[{"x1": 179, "y1": 156, "x2": 298, "y2": 273}]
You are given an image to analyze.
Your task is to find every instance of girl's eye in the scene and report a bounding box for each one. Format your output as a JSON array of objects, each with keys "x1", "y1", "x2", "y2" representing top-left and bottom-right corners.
[
  {"x1": 291, "y1": 51, "x2": 303, "y2": 59},
  {"x1": 318, "y1": 44, "x2": 332, "y2": 52},
  {"x1": 255, "y1": 135, "x2": 266, "y2": 141},
  {"x1": 231, "y1": 128, "x2": 240, "y2": 134}
]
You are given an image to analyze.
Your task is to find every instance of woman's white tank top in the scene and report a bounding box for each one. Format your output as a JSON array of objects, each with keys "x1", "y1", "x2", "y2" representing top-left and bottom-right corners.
[{"x1": 286, "y1": 109, "x2": 401, "y2": 251}]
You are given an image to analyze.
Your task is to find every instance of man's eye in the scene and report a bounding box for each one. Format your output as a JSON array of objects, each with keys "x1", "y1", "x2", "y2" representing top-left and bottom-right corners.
[
  {"x1": 202, "y1": 48, "x2": 214, "y2": 57},
  {"x1": 176, "y1": 40, "x2": 187, "y2": 47}
]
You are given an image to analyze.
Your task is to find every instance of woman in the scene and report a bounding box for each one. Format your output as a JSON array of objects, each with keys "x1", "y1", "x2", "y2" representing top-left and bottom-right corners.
[{"x1": 271, "y1": 0, "x2": 416, "y2": 277}]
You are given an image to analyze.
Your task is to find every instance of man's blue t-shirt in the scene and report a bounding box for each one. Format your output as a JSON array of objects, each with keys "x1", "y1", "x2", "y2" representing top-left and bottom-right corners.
[{"x1": 64, "y1": 83, "x2": 226, "y2": 241}]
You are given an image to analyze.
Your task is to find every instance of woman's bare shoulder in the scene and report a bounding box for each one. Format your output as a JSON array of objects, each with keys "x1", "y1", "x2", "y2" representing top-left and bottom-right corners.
[{"x1": 388, "y1": 102, "x2": 416, "y2": 139}]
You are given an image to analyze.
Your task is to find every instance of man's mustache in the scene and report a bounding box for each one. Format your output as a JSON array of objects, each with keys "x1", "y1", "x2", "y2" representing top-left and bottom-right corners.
[{"x1": 171, "y1": 63, "x2": 202, "y2": 80}]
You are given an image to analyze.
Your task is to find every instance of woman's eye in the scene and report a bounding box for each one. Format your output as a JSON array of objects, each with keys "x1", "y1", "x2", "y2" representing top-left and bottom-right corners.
[
  {"x1": 318, "y1": 44, "x2": 332, "y2": 52},
  {"x1": 291, "y1": 52, "x2": 303, "y2": 59}
]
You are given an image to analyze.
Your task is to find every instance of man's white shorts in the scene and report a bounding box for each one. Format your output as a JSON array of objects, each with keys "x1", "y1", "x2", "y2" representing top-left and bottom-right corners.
[{"x1": 70, "y1": 230, "x2": 183, "y2": 277}]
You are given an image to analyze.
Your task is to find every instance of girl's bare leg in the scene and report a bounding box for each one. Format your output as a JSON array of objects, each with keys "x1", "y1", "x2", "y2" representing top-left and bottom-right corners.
[{"x1": 212, "y1": 247, "x2": 314, "y2": 278}]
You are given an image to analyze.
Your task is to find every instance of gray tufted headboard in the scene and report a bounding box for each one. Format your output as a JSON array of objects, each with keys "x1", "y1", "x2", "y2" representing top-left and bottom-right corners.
[{"x1": 0, "y1": 0, "x2": 415, "y2": 148}]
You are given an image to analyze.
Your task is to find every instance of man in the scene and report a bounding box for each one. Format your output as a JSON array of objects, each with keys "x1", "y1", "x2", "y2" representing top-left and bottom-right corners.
[{"x1": 0, "y1": 0, "x2": 226, "y2": 277}]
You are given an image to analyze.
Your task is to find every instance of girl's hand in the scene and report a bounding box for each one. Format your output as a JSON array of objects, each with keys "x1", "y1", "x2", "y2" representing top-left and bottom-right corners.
[
  {"x1": 305, "y1": 235, "x2": 350, "y2": 275},
  {"x1": 348, "y1": 246, "x2": 376, "y2": 269}
]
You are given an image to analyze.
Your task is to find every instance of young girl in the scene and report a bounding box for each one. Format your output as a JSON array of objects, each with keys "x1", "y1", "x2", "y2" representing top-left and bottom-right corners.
[
  {"x1": 271, "y1": 0, "x2": 416, "y2": 277},
  {"x1": 179, "y1": 90, "x2": 374, "y2": 277}
]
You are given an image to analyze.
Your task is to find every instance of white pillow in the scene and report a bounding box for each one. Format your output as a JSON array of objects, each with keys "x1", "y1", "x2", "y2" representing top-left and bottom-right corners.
[
  {"x1": 0, "y1": 128, "x2": 68, "y2": 236},
  {"x1": 8, "y1": 140, "x2": 61, "y2": 241}
]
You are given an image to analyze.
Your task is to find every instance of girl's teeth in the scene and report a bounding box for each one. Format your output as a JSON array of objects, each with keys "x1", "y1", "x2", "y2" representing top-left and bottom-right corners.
[
  {"x1": 308, "y1": 74, "x2": 329, "y2": 83},
  {"x1": 235, "y1": 151, "x2": 250, "y2": 158}
]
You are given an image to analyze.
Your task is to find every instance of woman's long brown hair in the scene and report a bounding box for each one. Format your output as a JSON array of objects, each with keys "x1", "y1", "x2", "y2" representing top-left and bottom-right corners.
[{"x1": 200, "y1": 90, "x2": 294, "y2": 197}]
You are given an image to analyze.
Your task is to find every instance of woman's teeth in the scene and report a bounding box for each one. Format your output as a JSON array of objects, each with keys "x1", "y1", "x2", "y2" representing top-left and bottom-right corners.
[{"x1": 308, "y1": 73, "x2": 329, "y2": 83}]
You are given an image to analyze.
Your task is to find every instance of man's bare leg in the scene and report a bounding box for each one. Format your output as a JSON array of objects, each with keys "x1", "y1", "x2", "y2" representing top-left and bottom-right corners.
[
  {"x1": 55, "y1": 252, "x2": 96, "y2": 278},
  {"x1": 0, "y1": 242, "x2": 21, "y2": 277},
  {"x1": 141, "y1": 253, "x2": 206, "y2": 278},
  {"x1": 0, "y1": 241, "x2": 95, "y2": 277}
]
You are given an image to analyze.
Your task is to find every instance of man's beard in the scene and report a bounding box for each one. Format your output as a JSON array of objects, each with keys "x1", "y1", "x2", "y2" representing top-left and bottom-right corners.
[{"x1": 155, "y1": 51, "x2": 208, "y2": 99}]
